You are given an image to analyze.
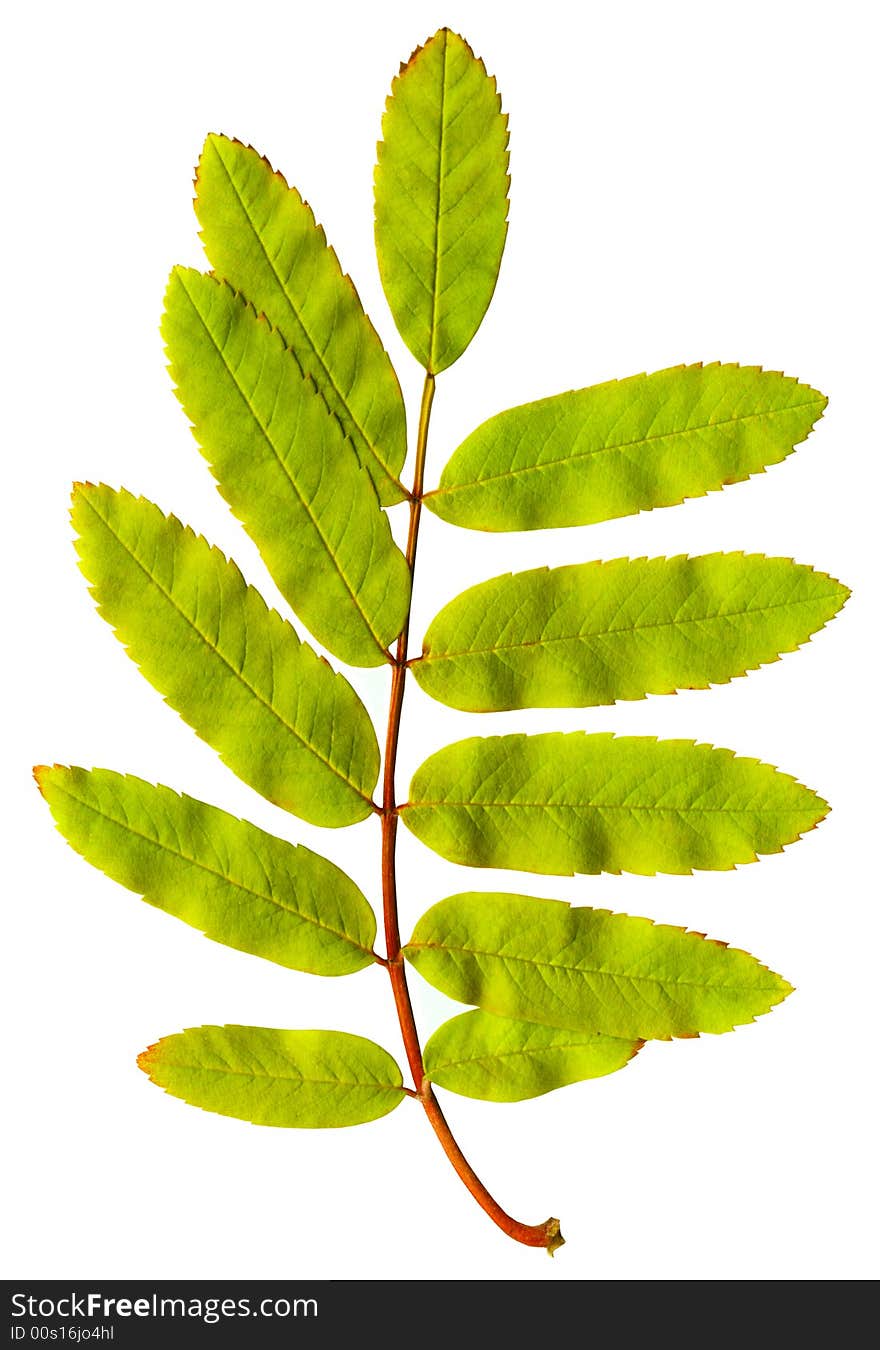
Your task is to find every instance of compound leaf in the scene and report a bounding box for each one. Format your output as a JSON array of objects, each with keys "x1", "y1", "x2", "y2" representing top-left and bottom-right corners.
[
  {"x1": 139, "y1": 1026, "x2": 406, "y2": 1127},
  {"x1": 406, "y1": 894, "x2": 792, "y2": 1039},
  {"x1": 401, "y1": 732, "x2": 827, "y2": 874},
  {"x1": 72, "y1": 485, "x2": 378, "y2": 827},
  {"x1": 195, "y1": 134, "x2": 407, "y2": 505},
  {"x1": 412, "y1": 553, "x2": 850, "y2": 710},
  {"x1": 426, "y1": 364, "x2": 826, "y2": 530},
  {"x1": 374, "y1": 27, "x2": 509, "y2": 373},
  {"x1": 163, "y1": 267, "x2": 410, "y2": 667},
  {"x1": 35, "y1": 767, "x2": 377, "y2": 975},
  {"x1": 424, "y1": 1009, "x2": 641, "y2": 1102}
]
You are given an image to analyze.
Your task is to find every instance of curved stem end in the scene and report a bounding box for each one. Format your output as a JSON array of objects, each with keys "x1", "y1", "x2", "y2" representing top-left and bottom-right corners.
[{"x1": 544, "y1": 1218, "x2": 565, "y2": 1257}]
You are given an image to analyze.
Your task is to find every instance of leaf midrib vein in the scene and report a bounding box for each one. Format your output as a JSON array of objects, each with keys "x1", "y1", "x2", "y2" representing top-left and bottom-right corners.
[
  {"x1": 158, "y1": 1062, "x2": 401, "y2": 1091},
  {"x1": 407, "y1": 940, "x2": 778, "y2": 993},
  {"x1": 209, "y1": 142, "x2": 395, "y2": 485},
  {"x1": 179, "y1": 272, "x2": 388, "y2": 660},
  {"x1": 81, "y1": 492, "x2": 370, "y2": 804},
  {"x1": 51, "y1": 779, "x2": 373, "y2": 957},
  {"x1": 429, "y1": 397, "x2": 823, "y2": 496},
  {"x1": 418, "y1": 591, "x2": 840, "y2": 663},
  {"x1": 428, "y1": 29, "x2": 449, "y2": 372},
  {"x1": 430, "y1": 1038, "x2": 613, "y2": 1072},
  {"x1": 404, "y1": 799, "x2": 813, "y2": 814}
]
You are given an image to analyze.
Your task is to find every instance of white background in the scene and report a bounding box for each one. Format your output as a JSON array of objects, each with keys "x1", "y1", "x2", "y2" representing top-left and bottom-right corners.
[{"x1": 5, "y1": 0, "x2": 877, "y2": 1281}]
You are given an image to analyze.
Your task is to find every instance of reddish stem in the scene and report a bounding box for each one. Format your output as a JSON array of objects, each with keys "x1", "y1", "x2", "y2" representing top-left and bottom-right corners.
[{"x1": 379, "y1": 373, "x2": 562, "y2": 1254}]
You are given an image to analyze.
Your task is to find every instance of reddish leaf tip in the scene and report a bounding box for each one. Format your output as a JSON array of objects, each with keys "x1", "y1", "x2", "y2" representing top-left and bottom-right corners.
[
  {"x1": 137, "y1": 1043, "x2": 161, "y2": 1076},
  {"x1": 33, "y1": 763, "x2": 69, "y2": 795}
]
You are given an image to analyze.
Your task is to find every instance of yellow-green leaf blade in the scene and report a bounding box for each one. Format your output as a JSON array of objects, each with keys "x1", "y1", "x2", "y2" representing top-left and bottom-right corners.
[
  {"x1": 426, "y1": 364, "x2": 826, "y2": 530},
  {"x1": 400, "y1": 732, "x2": 827, "y2": 875},
  {"x1": 72, "y1": 485, "x2": 378, "y2": 827},
  {"x1": 139, "y1": 1026, "x2": 405, "y2": 1127},
  {"x1": 406, "y1": 894, "x2": 792, "y2": 1039},
  {"x1": 162, "y1": 268, "x2": 410, "y2": 667},
  {"x1": 424, "y1": 1009, "x2": 641, "y2": 1102},
  {"x1": 374, "y1": 28, "x2": 509, "y2": 373},
  {"x1": 196, "y1": 134, "x2": 407, "y2": 505},
  {"x1": 35, "y1": 767, "x2": 377, "y2": 975},
  {"x1": 412, "y1": 554, "x2": 850, "y2": 711}
]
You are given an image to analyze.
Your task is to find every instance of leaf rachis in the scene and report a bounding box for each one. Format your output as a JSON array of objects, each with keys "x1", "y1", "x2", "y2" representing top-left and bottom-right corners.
[{"x1": 378, "y1": 368, "x2": 562, "y2": 1249}]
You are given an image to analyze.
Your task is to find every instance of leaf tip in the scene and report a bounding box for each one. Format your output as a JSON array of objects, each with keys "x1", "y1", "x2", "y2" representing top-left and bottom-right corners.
[
  {"x1": 199, "y1": 129, "x2": 228, "y2": 158},
  {"x1": 193, "y1": 131, "x2": 227, "y2": 194},
  {"x1": 801, "y1": 790, "x2": 831, "y2": 836},
  {"x1": 137, "y1": 1041, "x2": 161, "y2": 1078},
  {"x1": 34, "y1": 761, "x2": 73, "y2": 793},
  {"x1": 776, "y1": 973, "x2": 796, "y2": 1004}
]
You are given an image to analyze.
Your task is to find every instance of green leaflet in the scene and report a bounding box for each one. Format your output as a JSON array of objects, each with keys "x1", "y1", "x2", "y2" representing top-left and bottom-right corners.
[
  {"x1": 412, "y1": 554, "x2": 850, "y2": 711},
  {"x1": 424, "y1": 1009, "x2": 640, "y2": 1102},
  {"x1": 195, "y1": 134, "x2": 407, "y2": 505},
  {"x1": 425, "y1": 364, "x2": 826, "y2": 530},
  {"x1": 139, "y1": 1026, "x2": 406, "y2": 1127},
  {"x1": 72, "y1": 485, "x2": 378, "y2": 827},
  {"x1": 401, "y1": 732, "x2": 827, "y2": 875},
  {"x1": 374, "y1": 28, "x2": 509, "y2": 373},
  {"x1": 36, "y1": 767, "x2": 377, "y2": 975},
  {"x1": 163, "y1": 268, "x2": 410, "y2": 667},
  {"x1": 406, "y1": 894, "x2": 792, "y2": 1039}
]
